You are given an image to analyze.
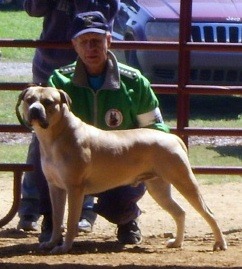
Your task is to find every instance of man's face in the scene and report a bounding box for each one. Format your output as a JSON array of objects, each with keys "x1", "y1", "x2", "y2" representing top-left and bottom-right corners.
[{"x1": 72, "y1": 32, "x2": 111, "y2": 75}]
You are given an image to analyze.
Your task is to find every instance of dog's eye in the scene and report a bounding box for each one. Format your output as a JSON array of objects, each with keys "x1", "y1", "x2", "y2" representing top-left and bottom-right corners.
[
  {"x1": 43, "y1": 99, "x2": 54, "y2": 107},
  {"x1": 26, "y1": 96, "x2": 36, "y2": 105}
]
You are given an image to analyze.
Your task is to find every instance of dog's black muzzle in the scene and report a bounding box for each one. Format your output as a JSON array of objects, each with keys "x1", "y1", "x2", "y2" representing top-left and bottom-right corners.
[{"x1": 28, "y1": 104, "x2": 49, "y2": 129}]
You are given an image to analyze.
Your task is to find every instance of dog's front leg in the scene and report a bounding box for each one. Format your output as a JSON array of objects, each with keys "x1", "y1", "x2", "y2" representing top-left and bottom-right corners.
[
  {"x1": 40, "y1": 185, "x2": 66, "y2": 251},
  {"x1": 51, "y1": 186, "x2": 85, "y2": 254}
]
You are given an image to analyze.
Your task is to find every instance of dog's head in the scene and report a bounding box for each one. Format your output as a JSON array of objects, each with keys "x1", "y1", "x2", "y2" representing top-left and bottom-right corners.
[{"x1": 17, "y1": 86, "x2": 72, "y2": 129}]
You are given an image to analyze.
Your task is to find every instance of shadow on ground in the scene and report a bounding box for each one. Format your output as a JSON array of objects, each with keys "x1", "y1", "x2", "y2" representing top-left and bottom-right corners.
[
  {"x1": 0, "y1": 264, "x2": 241, "y2": 269},
  {"x1": 208, "y1": 145, "x2": 242, "y2": 160}
]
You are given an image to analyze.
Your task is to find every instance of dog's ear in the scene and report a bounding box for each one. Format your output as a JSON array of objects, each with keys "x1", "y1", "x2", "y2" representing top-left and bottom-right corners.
[
  {"x1": 16, "y1": 87, "x2": 30, "y2": 114},
  {"x1": 16, "y1": 88, "x2": 31, "y2": 128},
  {"x1": 18, "y1": 88, "x2": 29, "y2": 102},
  {"x1": 17, "y1": 84, "x2": 38, "y2": 103},
  {"x1": 58, "y1": 89, "x2": 72, "y2": 109}
]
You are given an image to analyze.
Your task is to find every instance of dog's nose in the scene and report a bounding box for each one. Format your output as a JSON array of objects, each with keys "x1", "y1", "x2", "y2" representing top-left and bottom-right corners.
[
  {"x1": 29, "y1": 103, "x2": 44, "y2": 120},
  {"x1": 29, "y1": 106, "x2": 42, "y2": 120},
  {"x1": 28, "y1": 104, "x2": 49, "y2": 129}
]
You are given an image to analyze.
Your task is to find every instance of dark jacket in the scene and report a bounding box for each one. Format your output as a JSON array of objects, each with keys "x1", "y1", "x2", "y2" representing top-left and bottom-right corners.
[{"x1": 24, "y1": 0, "x2": 119, "y2": 83}]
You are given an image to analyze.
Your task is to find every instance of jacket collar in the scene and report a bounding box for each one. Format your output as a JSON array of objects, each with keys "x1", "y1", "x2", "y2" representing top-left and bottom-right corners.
[{"x1": 72, "y1": 50, "x2": 120, "y2": 90}]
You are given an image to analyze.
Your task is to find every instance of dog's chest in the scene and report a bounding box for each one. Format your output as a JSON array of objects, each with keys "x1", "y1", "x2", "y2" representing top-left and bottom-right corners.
[{"x1": 41, "y1": 155, "x2": 67, "y2": 189}]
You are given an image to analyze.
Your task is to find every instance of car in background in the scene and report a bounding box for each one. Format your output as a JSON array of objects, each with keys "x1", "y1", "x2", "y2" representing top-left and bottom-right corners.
[
  {"x1": 112, "y1": 0, "x2": 242, "y2": 85},
  {"x1": 0, "y1": 0, "x2": 24, "y2": 9}
]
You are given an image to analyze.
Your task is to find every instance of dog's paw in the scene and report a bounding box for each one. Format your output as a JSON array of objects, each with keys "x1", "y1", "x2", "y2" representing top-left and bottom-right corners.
[
  {"x1": 213, "y1": 240, "x2": 227, "y2": 251},
  {"x1": 166, "y1": 238, "x2": 182, "y2": 248},
  {"x1": 50, "y1": 244, "x2": 71, "y2": 255},
  {"x1": 40, "y1": 241, "x2": 57, "y2": 250},
  {"x1": 39, "y1": 236, "x2": 63, "y2": 251}
]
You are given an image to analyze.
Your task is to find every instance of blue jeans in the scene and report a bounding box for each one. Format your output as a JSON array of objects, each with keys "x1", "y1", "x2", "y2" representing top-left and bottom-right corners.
[{"x1": 19, "y1": 134, "x2": 146, "y2": 225}]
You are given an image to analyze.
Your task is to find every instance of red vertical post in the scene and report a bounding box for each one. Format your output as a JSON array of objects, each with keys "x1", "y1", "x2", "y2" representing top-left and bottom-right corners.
[{"x1": 177, "y1": 0, "x2": 193, "y2": 147}]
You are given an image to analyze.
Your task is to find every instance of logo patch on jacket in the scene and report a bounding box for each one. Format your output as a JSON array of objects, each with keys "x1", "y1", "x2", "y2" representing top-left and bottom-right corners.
[{"x1": 105, "y1": 109, "x2": 123, "y2": 128}]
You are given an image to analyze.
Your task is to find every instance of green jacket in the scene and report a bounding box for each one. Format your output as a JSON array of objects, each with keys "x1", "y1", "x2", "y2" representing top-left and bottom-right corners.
[{"x1": 48, "y1": 51, "x2": 169, "y2": 132}]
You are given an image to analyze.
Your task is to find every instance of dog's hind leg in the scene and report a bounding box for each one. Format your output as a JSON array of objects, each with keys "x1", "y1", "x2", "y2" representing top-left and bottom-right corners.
[
  {"x1": 164, "y1": 169, "x2": 227, "y2": 251},
  {"x1": 145, "y1": 179, "x2": 186, "y2": 248},
  {"x1": 172, "y1": 176, "x2": 227, "y2": 250}
]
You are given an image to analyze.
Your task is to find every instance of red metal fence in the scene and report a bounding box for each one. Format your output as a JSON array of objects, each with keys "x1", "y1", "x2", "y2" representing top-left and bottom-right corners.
[{"x1": 0, "y1": 0, "x2": 241, "y2": 227}]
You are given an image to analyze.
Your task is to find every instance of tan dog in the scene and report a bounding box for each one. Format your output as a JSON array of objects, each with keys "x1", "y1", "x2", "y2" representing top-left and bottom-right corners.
[{"x1": 18, "y1": 86, "x2": 227, "y2": 254}]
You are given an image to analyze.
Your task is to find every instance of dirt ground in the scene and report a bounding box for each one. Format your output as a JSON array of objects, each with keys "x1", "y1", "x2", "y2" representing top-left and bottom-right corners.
[{"x1": 0, "y1": 177, "x2": 242, "y2": 268}]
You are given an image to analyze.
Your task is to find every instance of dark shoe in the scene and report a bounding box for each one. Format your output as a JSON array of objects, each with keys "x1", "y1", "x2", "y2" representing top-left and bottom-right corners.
[
  {"x1": 117, "y1": 219, "x2": 142, "y2": 245},
  {"x1": 17, "y1": 215, "x2": 38, "y2": 231},
  {"x1": 38, "y1": 214, "x2": 52, "y2": 243}
]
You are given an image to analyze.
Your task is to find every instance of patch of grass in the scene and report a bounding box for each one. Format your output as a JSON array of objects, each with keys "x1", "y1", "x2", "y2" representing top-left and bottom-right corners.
[
  {"x1": 0, "y1": 10, "x2": 42, "y2": 61},
  {"x1": 189, "y1": 145, "x2": 242, "y2": 184},
  {"x1": 0, "y1": 91, "x2": 20, "y2": 124},
  {"x1": 196, "y1": 173, "x2": 242, "y2": 185},
  {"x1": 189, "y1": 145, "x2": 242, "y2": 167},
  {"x1": 0, "y1": 143, "x2": 29, "y2": 180},
  {"x1": 160, "y1": 95, "x2": 242, "y2": 128},
  {"x1": 158, "y1": 95, "x2": 242, "y2": 128},
  {"x1": 0, "y1": 143, "x2": 28, "y2": 163}
]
